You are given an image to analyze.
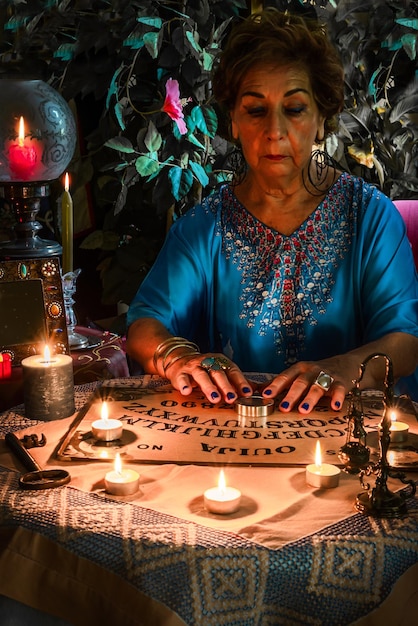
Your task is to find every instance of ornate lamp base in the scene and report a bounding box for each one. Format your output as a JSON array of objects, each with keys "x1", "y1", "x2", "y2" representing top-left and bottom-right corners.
[
  {"x1": 0, "y1": 183, "x2": 62, "y2": 259},
  {"x1": 355, "y1": 490, "x2": 408, "y2": 518}
]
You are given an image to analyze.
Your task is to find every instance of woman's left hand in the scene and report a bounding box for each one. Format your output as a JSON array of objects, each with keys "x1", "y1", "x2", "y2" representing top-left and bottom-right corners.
[{"x1": 261, "y1": 359, "x2": 350, "y2": 413}]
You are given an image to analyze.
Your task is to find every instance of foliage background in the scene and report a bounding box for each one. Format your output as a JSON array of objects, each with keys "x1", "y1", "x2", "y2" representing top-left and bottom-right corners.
[{"x1": 1, "y1": 0, "x2": 417, "y2": 311}]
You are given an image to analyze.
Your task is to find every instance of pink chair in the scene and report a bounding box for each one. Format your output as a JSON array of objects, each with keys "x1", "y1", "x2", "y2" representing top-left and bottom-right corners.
[{"x1": 393, "y1": 199, "x2": 418, "y2": 270}]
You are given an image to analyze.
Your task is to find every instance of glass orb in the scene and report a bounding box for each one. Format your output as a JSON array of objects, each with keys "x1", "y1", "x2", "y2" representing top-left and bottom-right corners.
[{"x1": 0, "y1": 79, "x2": 76, "y2": 183}]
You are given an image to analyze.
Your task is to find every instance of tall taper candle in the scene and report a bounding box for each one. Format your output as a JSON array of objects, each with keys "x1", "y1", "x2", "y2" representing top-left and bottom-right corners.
[
  {"x1": 61, "y1": 172, "x2": 73, "y2": 274},
  {"x1": 22, "y1": 346, "x2": 75, "y2": 421}
]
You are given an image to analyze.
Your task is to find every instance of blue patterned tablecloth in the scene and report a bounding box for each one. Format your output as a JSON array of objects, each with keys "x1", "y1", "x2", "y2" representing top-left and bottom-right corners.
[{"x1": 1, "y1": 382, "x2": 418, "y2": 626}]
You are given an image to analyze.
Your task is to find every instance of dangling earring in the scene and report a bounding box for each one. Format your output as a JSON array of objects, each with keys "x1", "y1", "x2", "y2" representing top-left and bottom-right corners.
[
  {"x1": 303, "y1": 143, "x2": 337, "y2": 196},
  {"x1": 226, "y1": 145, "x2": 248, "y2": 187}
]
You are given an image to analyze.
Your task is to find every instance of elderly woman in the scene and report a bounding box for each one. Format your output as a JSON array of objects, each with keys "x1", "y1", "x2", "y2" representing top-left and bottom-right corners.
[{"x1": 126, "y1": 9, "x2": 418, "y2": 413}]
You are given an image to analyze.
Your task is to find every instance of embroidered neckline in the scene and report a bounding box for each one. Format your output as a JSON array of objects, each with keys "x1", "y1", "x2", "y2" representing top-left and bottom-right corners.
[{"x1": 211, "y1": 173, "x2": 355, "y2": 365}]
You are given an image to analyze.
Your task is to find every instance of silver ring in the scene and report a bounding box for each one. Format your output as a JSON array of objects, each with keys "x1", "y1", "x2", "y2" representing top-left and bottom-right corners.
[
  {"x1": 314, "y1": 371, "x2": 334, "y2": 391},
  {"x1": 200, "y1": 356, "x2": 231, "y2": 371}
]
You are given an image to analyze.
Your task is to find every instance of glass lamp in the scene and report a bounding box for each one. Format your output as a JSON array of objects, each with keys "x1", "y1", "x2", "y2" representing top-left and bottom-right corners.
[{"x1": 0, "y1": 78, "x2": 76, "y2": 258}]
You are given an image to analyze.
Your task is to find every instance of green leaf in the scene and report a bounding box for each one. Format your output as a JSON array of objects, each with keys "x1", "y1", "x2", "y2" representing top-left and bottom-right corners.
[
  {"x1": 105, "y1": 137, "x2": 135, "y2": 153},
  {"x1": 144, "y1": 31, "x2": 160, "y2": 59},
  {"x1": 106, "y1": 65, "x2": 123, "y2": 110},
  {"x1": 135, "y1": 155, "x2": 160, "y2": 177},
  {"x1": 396, "y1": 18, "x2": 418, "y2": 30},
  {"x1": 185, "y1": 132, "x2": 206, "y2": 149},
  {"x1": 144, "y1": 121, "x2": 162, "y2": 152},
  {"x1": 190, "y1": 105, "x2": 218, "y2": 137},
  {"x1": 137, "y1": 17, "x2": 163, "y2": 29},
  {"x1": 190, "y1": 160, "x2": 209, "y2": 187},
  {"x1": 202, "y1": 50, "x2": 214, "y2": 71},
  {"x1": 168, "y1": 166, "x2": 193, "y2": 201},
  {"x1": 367, "y1": 67, "x2": 380, "y2": 99},
  {"x1": 114, "y1": 101, "x2": 126, "y2": 131},
  {"x1": 122, "y1": 35, "x2": 145, "y2": 50},
  {"x1": 401, "y1": 34, "x2": 417, "y2": 60},
  {"x1": 53, "y1": 44, "x2": 76, "y2": 62},
  {"x1": 185, "y1": 30, "x2": 202, "y2": 55}
]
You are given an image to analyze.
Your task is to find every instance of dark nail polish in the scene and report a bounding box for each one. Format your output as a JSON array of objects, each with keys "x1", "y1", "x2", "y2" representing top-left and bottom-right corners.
[
  {"x1": 301, "y1": 402, "x2": 309, "y2": 410},
  {"x1": 182, "y1": 385, "x2": 189, "y2": 391},
  {"x1": 335, "y1": 400, "x2": 341, "y2": 408},
  {"x1": 242, "y1": 387, "x2": 251, "y2": 393},
  {"x1": 211, "y1": 391, "x2": 219, "y2": 399},
  {"x1": 264, "y1": 389, "x2": 273, "y2": 396},
  {"x1": 227, "y1": 392, "x2": 236, "y2": 400},
  {"x1": 281, "y1": 401, "x2": 289, "y2": 409}
]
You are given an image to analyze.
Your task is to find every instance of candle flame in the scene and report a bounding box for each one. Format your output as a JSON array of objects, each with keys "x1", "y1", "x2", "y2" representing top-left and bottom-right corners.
[
  {"x1": 64, "y1": 172, "x2": 70, "y2": 192},
  {"x1": 314, "y1": 441, "x2": 322, "y2": 468},
  {"x1": 388, "y1": 451, "x2": 395, "y2": 466},
  {"x1": 18, "y1": 116, "x2": 25, "y2": 147},
  {"x1": 390, "y1": 411, "x2": 397, "y2": 424},
  {"x1": 114, "y1": 452, "x2": 122, "y2": 475},
  {"x1": 218, "y1": 469, "x2": 226, "y2": 493},
  {"x1": 43, "y1": 344, "x2": 51, "y2": 363},
  {"x1": 101, "y1": 401, "x2": 109, "y2": 422}
]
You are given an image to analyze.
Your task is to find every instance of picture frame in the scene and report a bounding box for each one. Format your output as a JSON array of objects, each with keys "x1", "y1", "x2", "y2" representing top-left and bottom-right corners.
[{"x1": 0, "y1": 257, "x2": 69, "y2": 365}]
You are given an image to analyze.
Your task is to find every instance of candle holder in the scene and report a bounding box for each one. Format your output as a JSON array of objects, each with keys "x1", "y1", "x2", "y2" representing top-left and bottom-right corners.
[
  {"x1": 339, "y1": 353, "x2": 416, "y2": 518},
  {"x1": 0, "y1": 182, "x2": 62, "y2": 258},
  {"x1": 0, "y1": 78, "x2": 76, "y2": 259},
  {"x1": 62, "y1": 269, "x2": 89, "y2": 350}
]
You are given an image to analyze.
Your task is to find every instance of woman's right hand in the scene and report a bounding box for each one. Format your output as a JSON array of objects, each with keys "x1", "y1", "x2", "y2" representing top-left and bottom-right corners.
[{"x1": 165, "y1": 352, "x2": 254, "y2": 404}]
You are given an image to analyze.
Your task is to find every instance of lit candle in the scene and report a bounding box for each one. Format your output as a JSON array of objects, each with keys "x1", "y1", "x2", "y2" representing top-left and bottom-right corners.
[
  {"x1": 104, "y1": 453, "x2": 140, "y2": 496},
  {"x1": 306, "y1": 441, "x2": 340, "y2": 489},
  {"x1": 92, "y1": 401, "x2": 123, "y2": 441},
  {"x1": 22, "y1": 345, "x2": 75, "y2": 421},
  {"x1": 389, "y1": 411, "x2": 409, "y2": 443},
  {"x1": 61, "y1": 172, "x2": 74, "y2": 275},
  {"x1": 0, "y1": 353, "x2": 12, "y2": 379},
  {"x1": 8, "y1": 116, "x2": 38, "y2": 180},
  {"x1": 204, "y1": 469, "x2": 242, "y2": 514}
]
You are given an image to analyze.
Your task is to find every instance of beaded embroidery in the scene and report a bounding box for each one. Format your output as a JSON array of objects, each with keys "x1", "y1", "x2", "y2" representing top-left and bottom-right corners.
[{"x1": 205, "y1": 174, "x2": 357, "y2": 365}]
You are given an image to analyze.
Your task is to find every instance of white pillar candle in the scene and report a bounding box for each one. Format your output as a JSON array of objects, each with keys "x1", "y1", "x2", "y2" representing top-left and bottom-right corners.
[
  {"x1": 389, "y1": 411, "x2": 409, "y2": 443},
  {"x1": 22, "y1": 346, "x2": 75, "y2": 421},
  {"x1": 306, "y1": 441, "x2": 340, "y2": 489},
  {"x1": 104, "y1": 453, "x2": 140, "y2": 496},
  {"x1": 204, "y1": 469, "x2": 241, "y2": 514},
  {"x1": 92, "y1": 401, "x2": 123, "y2": 441}
]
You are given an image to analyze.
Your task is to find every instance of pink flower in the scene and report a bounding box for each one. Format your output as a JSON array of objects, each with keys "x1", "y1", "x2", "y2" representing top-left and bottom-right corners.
[{"x1": 162, "y1": 78, "x2": 187, "y2": 135}]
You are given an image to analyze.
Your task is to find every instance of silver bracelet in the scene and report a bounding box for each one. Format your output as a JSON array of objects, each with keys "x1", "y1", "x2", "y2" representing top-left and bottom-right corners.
[
  {"x1": 160, "y1": 343, "x2": 197, "y2": 372},
  {"x1": 163, "y1": 350, "x2": 201, "y2": 375}
]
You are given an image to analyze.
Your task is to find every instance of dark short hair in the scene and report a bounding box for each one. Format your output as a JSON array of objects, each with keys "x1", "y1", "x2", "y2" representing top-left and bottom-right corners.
[{"x1": 212, "y1": 8, "x2": 344, "y2": 139}]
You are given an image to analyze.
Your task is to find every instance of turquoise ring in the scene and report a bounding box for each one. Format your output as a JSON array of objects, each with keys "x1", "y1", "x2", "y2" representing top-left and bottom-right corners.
[{"x1": 200, "y1": 356, "x2": 231, "y2": 371}]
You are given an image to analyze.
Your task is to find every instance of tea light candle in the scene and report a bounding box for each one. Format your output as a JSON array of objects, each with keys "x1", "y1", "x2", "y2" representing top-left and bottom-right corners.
[
  {"x1": 204, "y1": 469, "x2": 241, "y2": 514},
  {"x1": 104, "y1": 453, "x2": 140, "y2": 496},
  {"x1": 92, "y1": 401, "x2": 123, "y2": 441},
  {"x1": 22, "y1": 345, "x2": 75, "y2": 421},
  {"x1": 389, "y1": 411, "x2": 409, "y2": 443},
  {"x1": 306, "y1": 441, "x2": 340, "y2": 489}
]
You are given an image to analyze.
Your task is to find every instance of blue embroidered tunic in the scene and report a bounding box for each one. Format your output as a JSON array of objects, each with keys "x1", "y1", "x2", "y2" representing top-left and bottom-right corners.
[{"x1": 128, "y1": 173, "x2": 418, "y2": 398}]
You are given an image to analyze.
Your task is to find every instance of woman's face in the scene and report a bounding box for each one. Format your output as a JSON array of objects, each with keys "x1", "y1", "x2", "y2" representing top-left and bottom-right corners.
[{"x1": 230, "y1": 64, "x2": 325, "y2": 191}]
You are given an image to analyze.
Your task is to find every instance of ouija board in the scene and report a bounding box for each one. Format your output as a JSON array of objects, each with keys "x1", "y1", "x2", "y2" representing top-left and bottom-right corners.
[{"x1": 56, "y1": 376, "x2": 418, "y2": 468}]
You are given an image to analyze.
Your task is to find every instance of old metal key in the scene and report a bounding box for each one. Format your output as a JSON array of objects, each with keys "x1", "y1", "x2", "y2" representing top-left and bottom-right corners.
[{"x1": 5, "y1": 432, "x2": 71, "y2": 490}]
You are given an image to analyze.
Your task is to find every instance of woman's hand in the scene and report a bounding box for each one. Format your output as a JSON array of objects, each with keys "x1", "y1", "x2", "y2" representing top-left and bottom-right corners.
[
  {"x1": 165, "y1": 352, "x2": 254, "y2": 404},
  {"x1": 261, "y1": 358, "x2": 351, "y2": 414}
]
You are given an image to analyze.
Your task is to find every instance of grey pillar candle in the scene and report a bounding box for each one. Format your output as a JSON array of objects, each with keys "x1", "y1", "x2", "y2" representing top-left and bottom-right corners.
[{"x1": 22, "y1": 353, "x2": 75, "y2": 421}]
